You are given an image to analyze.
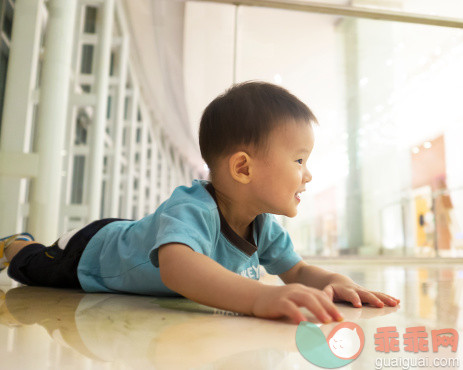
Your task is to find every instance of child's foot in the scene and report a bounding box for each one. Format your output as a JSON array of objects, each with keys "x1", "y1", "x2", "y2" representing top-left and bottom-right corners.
[{"x1": 0, "y1": 233, "x2": 35, "y2": 270}]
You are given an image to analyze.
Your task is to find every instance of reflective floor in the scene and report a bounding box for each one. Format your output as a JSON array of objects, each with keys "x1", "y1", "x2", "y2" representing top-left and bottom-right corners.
[{"x1": 1, "y1": 263, "x2": 462, "y2": 369}]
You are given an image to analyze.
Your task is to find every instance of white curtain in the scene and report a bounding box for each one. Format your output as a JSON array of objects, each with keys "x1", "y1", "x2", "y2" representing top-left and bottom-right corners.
[{"x1": 123, "y1": 0, "x2": 201, "y2": 168}]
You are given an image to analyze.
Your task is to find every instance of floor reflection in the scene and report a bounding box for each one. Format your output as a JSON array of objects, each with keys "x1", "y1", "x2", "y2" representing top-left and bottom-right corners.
[
  {"x1": 0, "y1": 286, "x2": 302, "y2": 369},
  {"x1": 0, "y1": 264, "x2": 462, "y2": 369}
]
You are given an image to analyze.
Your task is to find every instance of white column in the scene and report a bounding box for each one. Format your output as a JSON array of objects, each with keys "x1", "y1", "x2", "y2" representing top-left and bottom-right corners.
[
  {"x1": 149, "y1": 135, "x2": 158, "y2": 209},
  {"x1": 137, "y1": 116, "x2": 148, "y2": 218},
  {"x1": 27, "y1": 0, "x2": 77, "y2": 243},
  {"x1": 178, "y1": 155, "x2": 187, "y2": 186},
  {"x1": 109, "y1": 35, "x2": 129, "y2": 217},
  {"x1": 172, "y1": 150, "x2": 182, "y2": 188},
  {"x1": 173, "y1": 151, "x2": 185, "y2": 186},
  {"x1": 124, "y1": 87, "x2": 139, "y2": 219},
  {"x1": 0, "y1": 0, "x2": 42, "y2": 235},
  {"x1": 108, "y1": 1, "x2": 130, "y2": 218},
  {"x1": 87, "y1": 0, "x2": 114, "y2": 221},
  {"x1": 167, "y1": 143, "x2": 175, "y2": 192},
  {"x1": 158, "y1": 134, "x2": 168, "y2": 202}
]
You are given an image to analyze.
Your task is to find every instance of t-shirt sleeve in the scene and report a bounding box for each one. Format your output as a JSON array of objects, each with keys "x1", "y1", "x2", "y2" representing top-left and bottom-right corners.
[
  {"x1": 258, "y1": 214, "x2": 302, "y2": 275},
  {"x1": 149, "y1": 203, "x2": 217, "y2": 268}
]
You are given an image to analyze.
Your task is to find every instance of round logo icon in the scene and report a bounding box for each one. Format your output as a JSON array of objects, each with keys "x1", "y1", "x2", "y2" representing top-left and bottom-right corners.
[{"x1": 296, "y1": 321, "x2": 365, "y2": 368}]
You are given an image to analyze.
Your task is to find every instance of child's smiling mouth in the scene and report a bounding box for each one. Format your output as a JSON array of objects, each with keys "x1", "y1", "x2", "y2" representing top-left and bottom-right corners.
[{"x1": 295, "y1": 190, "x2": 305, "y2": 202}]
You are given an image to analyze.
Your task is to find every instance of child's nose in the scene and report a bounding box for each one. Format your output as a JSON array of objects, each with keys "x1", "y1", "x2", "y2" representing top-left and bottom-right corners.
[{"x1": 304, "y1": 168, "x2": 312, "y2": 183}]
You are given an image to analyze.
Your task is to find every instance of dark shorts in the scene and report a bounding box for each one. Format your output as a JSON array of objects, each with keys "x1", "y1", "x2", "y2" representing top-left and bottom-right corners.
[{"x1": 8, "y1": 218, "x2": 125, "y2": 289}]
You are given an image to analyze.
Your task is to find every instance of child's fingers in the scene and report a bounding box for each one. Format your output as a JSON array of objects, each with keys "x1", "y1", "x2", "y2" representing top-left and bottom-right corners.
[
  {"x1": 356, "y1": 290, "x2": 385, "y2": 307},
  {"x1": 322, "y1": 285, "x2": 335, "y2": 301},
  {"x1": 329, "y1": 287, "x2": 362, "y2": 307},
  {"x1": 343, "y1": 290, "x2": 363, "y2": 307},
  {"x1": 284, "y1": 300, "x2": 307, "y2": 324},
  {"x1": 319, "y1": 294, "x2": 344, "y2": 322},
  {"x1": 383, "y1": 293, "x2": 400, "y2": 303},
  {"x1": 294, "y1": 294, "x2": 337, "y2": 324},
  {"x1": 372, "y1": 292, "x2": 400, "y2": 306}
]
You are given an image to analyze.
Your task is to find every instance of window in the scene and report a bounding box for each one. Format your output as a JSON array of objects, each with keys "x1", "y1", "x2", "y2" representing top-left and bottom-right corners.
[
  {"x1": 80, "y1": 44, "x2": 95, "y2": 74},
  {"x1": 0, "y1": 0, "x2": 14, "y2": 140},
  {"x1": 83, "y1": 6, "x2": 98, "y2": 34},
  {"x1": 71, "y1": 155, "x2": 85, "y2": 204}
]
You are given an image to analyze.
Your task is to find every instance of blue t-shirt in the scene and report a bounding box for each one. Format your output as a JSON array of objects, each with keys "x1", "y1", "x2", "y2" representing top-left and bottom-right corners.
[{"x1": 77, "y1": 179, "x2": 302, "y2": 295}]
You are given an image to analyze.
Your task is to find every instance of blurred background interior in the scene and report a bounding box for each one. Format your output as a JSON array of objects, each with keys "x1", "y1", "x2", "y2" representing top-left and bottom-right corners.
[{"x1": 1, "y1": 0, "x2": 463, "y2": 265}]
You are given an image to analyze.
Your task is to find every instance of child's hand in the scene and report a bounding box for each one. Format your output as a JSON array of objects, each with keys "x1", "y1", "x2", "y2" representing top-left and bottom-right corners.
[
  {"x1": 251, "y1": 283, "x2": 344, "y2": 325},
  {"x1": 322, "y1": 274, "x2": 400, "y2": 308}
]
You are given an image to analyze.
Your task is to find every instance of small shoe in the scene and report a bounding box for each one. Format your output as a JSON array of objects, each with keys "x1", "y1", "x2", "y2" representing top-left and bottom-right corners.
[{"x1": 0, "y1": 233, "x2": 35, "y2": 271}]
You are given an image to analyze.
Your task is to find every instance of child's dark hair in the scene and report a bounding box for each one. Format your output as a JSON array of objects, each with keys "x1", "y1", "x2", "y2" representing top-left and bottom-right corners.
[{"x1": 199, "y1": 81, "x2": 318, "y2": 176}]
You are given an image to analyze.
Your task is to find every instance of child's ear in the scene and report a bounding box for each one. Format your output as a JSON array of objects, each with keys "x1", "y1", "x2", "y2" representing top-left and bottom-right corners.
[{"x1": 229, "y1": 151, "x2": 252, "y2": 184}]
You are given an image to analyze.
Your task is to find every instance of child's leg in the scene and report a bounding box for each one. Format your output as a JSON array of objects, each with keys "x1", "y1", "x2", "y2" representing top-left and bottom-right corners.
[
  {"x1": 5, "y1": 218, "x2": 126, "y2": 289},
  {"x1": 4, "y1": 241, "x2": 37, "y2": 262},
  {"x1": 6, "y1": 239, "x2": 80, "y2": 288}
]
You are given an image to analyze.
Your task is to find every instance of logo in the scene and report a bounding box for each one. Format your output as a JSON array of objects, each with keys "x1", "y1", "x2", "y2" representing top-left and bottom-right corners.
[{"x1": 296, "y1": 321, "x2": 365, "y2": 368}]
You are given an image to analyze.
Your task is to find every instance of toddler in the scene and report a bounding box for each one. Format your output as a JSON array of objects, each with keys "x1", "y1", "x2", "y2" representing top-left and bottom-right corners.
[{"x1": 0, "y1": 81, "x2": 399, "y2": 324}]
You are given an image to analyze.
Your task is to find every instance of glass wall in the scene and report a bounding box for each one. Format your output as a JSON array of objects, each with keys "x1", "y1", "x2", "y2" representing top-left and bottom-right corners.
[
  {"x1": 286, "y1": 16, "x2": 463, "y2": 258},
  {"x1": 184, "y1": 1, "x2": 463, "y2": 258}
]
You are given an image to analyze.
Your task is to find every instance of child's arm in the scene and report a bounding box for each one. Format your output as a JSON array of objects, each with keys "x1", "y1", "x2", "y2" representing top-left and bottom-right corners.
[
  {"x1": 279, "y1": 261, "x2": 400, "y2": 308},
  {"x1": 158, "y1": 243, "x2": 344, "y2": 324}
]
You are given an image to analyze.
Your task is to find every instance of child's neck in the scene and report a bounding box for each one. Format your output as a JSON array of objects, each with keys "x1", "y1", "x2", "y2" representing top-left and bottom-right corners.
[{"x1": 211, "y1": 183, "x2": 256, "y2": 240}]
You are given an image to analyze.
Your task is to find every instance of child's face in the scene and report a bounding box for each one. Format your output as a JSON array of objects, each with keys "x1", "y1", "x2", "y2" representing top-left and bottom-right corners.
[{"x1": 251, "y1": 120, "x2": 314, "y2": 218}]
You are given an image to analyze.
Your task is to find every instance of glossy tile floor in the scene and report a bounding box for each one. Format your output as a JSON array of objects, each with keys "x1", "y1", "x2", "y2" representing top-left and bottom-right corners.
[{"x1": 1, "y1": 262, "x2": 462, "y2": 369}]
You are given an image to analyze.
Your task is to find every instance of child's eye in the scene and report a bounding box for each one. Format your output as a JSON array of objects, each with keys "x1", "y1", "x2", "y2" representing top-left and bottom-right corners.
[{"x1": 296, "y1": 159, "x2": 303, "y2": 164}]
